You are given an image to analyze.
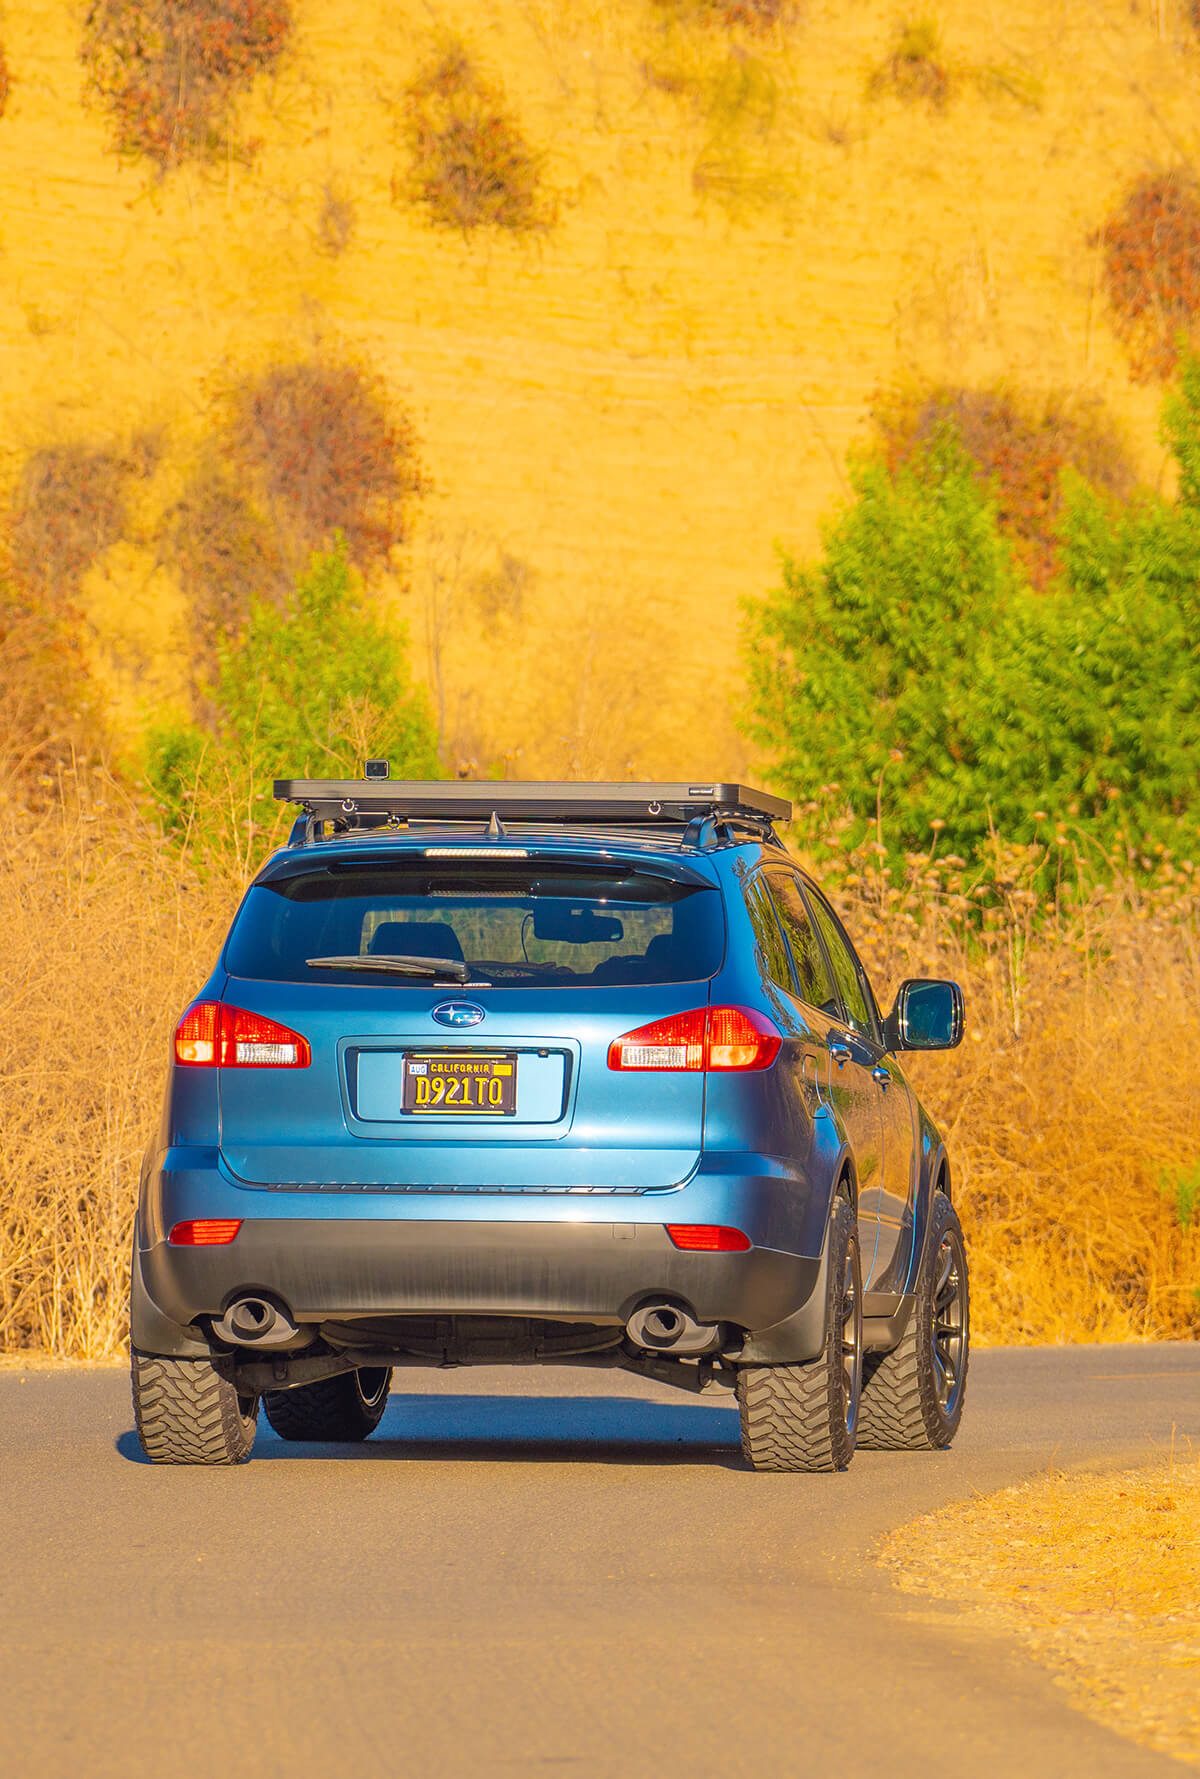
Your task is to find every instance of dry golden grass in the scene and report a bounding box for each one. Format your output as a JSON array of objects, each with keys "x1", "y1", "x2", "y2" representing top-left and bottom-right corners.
[
  {"x1": 0, "y1": 767, "x2": 236, "y2": 1356},
  {"x1": 841, "y1": 840, "x2": 1200, "y2": 1345},
  {"x1": 3, "y1": 0, "x2": 1199, "y2": 777},
  {"x1": 881, "y1": 1456, "x2": 1200, "y2": 1766},
  {"x1": 0, "y1": 773, "x2": 1197, "y2": 1358}
]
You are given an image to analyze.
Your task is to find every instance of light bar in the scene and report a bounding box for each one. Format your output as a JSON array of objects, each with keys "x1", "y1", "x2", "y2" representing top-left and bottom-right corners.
[{"x1": 423, "y1": 847, "x2": 530, "y2": 858}]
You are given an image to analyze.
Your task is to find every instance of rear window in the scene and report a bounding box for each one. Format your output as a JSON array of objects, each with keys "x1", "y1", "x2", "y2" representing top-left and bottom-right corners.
[{"x1": 225, "y1": 857, "x2": 725, "y2": 987}]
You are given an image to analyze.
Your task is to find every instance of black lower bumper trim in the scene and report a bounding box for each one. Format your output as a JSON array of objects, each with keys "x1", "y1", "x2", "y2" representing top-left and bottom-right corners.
[{"x1": 137, "y1": 1219, "x2": 821, "y2": 1352}]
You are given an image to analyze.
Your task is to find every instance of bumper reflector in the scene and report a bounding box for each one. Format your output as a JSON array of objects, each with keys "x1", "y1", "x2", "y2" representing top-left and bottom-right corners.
[
  {"x1": 168, "y1": 1219, "x2": 243, "y2": 1247},
  {"x1": 666, "y1": 1224, "x2": 751, "y2": 1252}
]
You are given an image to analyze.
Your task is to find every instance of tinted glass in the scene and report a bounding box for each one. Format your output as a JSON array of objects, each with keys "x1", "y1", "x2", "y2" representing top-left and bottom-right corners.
[
  {"x1": 741, "y1": 876, "x2": 794, "y2": 994},
  {"x1": 806, "y1": 890, "x2": 874, "y2": 1038},
  {"x1": 765, "y1": 871, "x2": 837, "y2": 1013},
  {"x1": 225, "y1": 858, "x2": 724, "y2": 988},
  {"x1": 903, "y1": 980, "x2": 961, "y2": 1048}
]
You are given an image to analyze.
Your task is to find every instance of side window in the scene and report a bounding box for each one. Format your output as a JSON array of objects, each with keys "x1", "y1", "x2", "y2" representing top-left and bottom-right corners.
[
  {"x1": 742, "y1": 876, "x2": 794, "y2": 996},
  {"x1": 765, "y1": 871, "x2": 838, "y2": 1015},
  {"x1": 805, "y1": 889, "x2": 875, "y2": 1040}
]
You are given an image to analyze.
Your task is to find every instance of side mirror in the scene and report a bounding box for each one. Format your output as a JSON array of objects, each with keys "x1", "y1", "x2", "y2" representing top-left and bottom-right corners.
[{"x1": 885, "y1": 979, "x2": 964, "y2": 1052}]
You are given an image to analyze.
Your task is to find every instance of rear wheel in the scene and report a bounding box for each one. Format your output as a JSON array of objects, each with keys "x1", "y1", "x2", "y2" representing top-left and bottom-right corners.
[
  {"x1": 263, "y1": 1367, "x2": 392, "y2": 1442},
  {"x1": 131, "y1": 1350, "x2": 258, "y2": 1466},
  {"x1": 736, "y1": 1194, "x2": 862, "y2": 1473},
  {"x1": 857, "y1": 1189, "x2": 969, "y2": 1451}
]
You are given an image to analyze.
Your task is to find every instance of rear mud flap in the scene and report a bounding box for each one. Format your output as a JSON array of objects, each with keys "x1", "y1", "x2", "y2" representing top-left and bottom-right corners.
[
  {"x1": 738, "y1": 1225, "x2": 829, "y2": 1364},
  {"x1": 130, "y1": 1244, "x2": 210, "y2": 1359}
]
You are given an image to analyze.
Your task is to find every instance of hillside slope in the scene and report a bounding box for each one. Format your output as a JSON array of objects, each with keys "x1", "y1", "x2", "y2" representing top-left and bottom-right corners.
[{"x1": 2, "y1": 0, "x2": 1196, "y2": 776}]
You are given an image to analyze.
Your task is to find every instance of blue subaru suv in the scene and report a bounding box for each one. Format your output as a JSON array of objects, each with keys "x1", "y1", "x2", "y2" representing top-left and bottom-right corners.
[{"x1": 131, "y1": 779, "x2": 969, "y2": 1472}]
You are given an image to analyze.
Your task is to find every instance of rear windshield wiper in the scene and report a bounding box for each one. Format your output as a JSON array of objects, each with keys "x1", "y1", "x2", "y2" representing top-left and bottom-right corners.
[{"x1": 306, "y1": 953, "x2": 476, "y2": 984}]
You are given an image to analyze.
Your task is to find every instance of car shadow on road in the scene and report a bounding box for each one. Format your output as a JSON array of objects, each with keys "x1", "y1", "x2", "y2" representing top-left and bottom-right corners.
[{"x1": 116, "y1": 1393, "x2": 747, "y2": 1468}]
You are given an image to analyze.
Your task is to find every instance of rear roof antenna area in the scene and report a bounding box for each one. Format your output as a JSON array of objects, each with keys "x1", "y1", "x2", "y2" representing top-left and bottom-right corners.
[{"x1": 487, "y1": 810, "x2": 507, "y2": 840}]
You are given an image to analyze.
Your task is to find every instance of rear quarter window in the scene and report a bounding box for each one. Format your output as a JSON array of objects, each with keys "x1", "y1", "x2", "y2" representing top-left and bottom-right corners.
[{"x1": 224, "y1": 857, "x2": 726, "y2": 988}]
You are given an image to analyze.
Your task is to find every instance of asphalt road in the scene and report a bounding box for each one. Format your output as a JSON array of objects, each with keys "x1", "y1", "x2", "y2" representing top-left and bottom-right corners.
[{"x1": 1, "y1": 1346, "x2": 1196, "y2": 1779}]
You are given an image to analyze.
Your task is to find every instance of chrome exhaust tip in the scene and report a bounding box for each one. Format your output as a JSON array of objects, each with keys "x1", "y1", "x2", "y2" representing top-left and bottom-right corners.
[
  {"x1": 626, "y1": 1302, "x2": 720, "y2": 1356},
  {"x1": 213, "y1": 1295, "x2": 302, "y2": 1349}
]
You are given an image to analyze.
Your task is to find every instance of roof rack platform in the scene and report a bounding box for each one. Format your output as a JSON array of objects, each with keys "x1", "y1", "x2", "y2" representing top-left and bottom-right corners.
[{"x1": 274, "y1": 779, "x2": 791, "y2": 833}]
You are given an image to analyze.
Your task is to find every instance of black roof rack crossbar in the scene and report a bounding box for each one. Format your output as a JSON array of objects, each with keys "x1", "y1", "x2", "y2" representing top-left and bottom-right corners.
[{"x1": 274, "y1": 779, "x2": 791, "y2": 843}]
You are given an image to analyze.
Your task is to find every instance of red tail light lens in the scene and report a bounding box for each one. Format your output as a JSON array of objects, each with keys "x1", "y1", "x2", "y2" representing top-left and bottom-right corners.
[
  {"x1": 608, "y1": 1006, "x2": 780, "y2": 1072},
  {"x1": 173, "y1": 1003, "x2": 311, "y2": 1068},
  {"x1": 168, "y1": 1219, "x2": 243, "y2": 1246},
  {"x1": 221, "y1": 1005, "x2": 312, "y2": 1068},
  {"x1": 707, "y1": 1006, "x2": 781, "y2": 1070},
  {"x1": 607, "y1": 1008, "x2": 707, "y2": 1071},
  {"x1": 667, "y1": 1224, "x2": 752, "y2": 1252},
  {"x1": 174, "y1": 1001, "x2": 219, "y2": 1065}
]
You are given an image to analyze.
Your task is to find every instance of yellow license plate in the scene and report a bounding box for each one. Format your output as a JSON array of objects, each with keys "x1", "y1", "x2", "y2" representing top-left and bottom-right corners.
[{"x1": 401, "y1": 1052, "x2": 518, "y2": 1116}]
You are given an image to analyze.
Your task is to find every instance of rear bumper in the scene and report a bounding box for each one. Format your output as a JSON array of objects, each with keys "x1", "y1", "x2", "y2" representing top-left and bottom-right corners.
[
  {"x1": 139, "y1": 1218, "x2": 818, "y2": 1330},
  {"x1": 133, "y1": 1146, "x2": 829, "y2": 1357}
]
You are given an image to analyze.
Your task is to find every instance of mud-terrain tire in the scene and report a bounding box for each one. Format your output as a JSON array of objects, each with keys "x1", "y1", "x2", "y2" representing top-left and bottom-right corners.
[
  {"x1": 263, "y1": 1367, "x2": 392, "y2": 1441},
  {"x1": 857, "y1": 1189, "x2": 969, "y2": 1451},
  {"x1": 735, "y1": 1194, "x2": 863, "y2": 1473},
  {"x1": 131, "y1": 1350, "x2": 258, "y2": 1465}
]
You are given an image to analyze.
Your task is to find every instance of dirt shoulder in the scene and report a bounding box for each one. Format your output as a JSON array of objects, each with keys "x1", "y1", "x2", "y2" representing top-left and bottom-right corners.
[
  {"x1": 0, "y1": 1353, "x2": 124, "y2": 1369},
  {"x1": 880, "y1": 1454, "x2": 1200, "y2": 1768}
]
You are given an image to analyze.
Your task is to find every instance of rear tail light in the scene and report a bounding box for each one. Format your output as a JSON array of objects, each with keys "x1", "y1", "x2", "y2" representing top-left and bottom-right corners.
[
  {"x1": 607, "y1": 1008, "x2": 707, "y2": 1071},
  {"x1": 173, "y1": 1003, "x2": 311, "y2": 1068},
  {"x1": 608, "y1": 1006, "x2": 780, "y2": 1072},
  {"x1": 168, "y1": 1219, "x2": 243, "y2": 1246},
  {"x1": 667, "y1": 1224, "x2": 751, "y2": 1252}
]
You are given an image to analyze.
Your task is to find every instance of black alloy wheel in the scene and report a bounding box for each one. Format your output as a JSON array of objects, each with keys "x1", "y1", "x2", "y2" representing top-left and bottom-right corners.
[{"x1": 930, "y1": 1221, "x2": 967, "y2": 1421}]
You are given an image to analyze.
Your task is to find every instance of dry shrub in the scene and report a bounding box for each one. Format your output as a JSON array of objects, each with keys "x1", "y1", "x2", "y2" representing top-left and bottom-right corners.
[
  {"x1": 168, "y1": 356, "x2": 426, "y2": 652},
  {"x1": 710, "y1": 0, "x2": 788, "y2": 25},
  {"x1": 0, "y1": 43, "x2": 11, "y2": 118},
  {"x1": 0, "y1": 766, "x2": 236, "y2": 1356},
  {"x1": 1096, "y1": 169, "x2": 1200, "y2": 381},
  {"x1": 167, "y1": 467, "x2": 285, "y2": 648},
  {"x1": 80, "y1": 0, "x2": 291, "y2": 170},
  {"x1": 0, "y1": 441, "x2": 154, "y2": 769},
  {"x1": 874, "y1": 385, "x2": 1134, "y2": 587},
  {"x1": 8, "y1": 443, "x2": 135, "y2": 607},
  {"x1": 835, "y1": 839, "x2": 1200, "y2": 1345},
  {"x1": 868, "y1": 19, "x2": 952, "y2": 109},
  {"x1": 0, "y1": 596, "x2": 96, "y2": 777},
  {"x1": 316, "y1": 180, "x2": 355, "y2": 257},
  {"x1": 399, "y1": 43, "x2": 549, "y2": 234},
  {"x1": 223, "y1": 360, "x2": 423, "y2": 567},
  {"x1": 653, "y1": 0, "x2": 794, "y2": 28}
]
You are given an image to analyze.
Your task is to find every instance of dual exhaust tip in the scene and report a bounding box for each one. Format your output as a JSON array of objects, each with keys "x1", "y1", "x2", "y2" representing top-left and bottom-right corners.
[{"x1": 215, "y1": 1293, "x2": 719, "y2": 1358}]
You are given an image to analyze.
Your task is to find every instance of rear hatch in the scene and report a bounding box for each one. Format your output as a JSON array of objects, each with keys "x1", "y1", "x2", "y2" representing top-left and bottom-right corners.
[{"x1": 216, "y1": 847, "x2": 725, "y2": 1191}]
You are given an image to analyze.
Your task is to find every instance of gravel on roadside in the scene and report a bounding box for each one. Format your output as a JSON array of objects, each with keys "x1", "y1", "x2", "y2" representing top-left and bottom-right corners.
[{"x1": 880, "y1": 1454, "x2": 1200, "y2": 1768}]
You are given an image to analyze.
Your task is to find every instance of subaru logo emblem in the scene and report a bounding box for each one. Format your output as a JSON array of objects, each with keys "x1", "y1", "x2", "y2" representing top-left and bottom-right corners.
[{"x1": 432, "y1": 1001, "x2": 486, "y2": 1028}]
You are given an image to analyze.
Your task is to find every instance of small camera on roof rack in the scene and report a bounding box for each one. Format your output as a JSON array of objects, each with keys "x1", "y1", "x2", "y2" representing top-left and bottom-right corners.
[{"x1": 364, "y1": 759, "x2": 390, "y2": 780}]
